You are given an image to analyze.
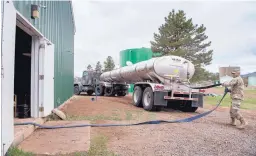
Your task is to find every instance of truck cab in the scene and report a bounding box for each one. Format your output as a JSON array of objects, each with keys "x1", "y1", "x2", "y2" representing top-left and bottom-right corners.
[{"x1": 74, "y1": 70, "x2": 101, "y2": 95}]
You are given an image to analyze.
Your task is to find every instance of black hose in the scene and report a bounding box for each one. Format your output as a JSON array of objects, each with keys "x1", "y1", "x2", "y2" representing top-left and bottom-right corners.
[{"x1": 14, "y1": 87, "x2": 228, "y2": 129}]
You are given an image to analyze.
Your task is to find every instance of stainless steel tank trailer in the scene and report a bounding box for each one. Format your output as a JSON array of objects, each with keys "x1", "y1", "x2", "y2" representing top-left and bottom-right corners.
[
  {"x1": 75, "y1": 55, "x2": 205, "y2": 112},
  {"x1": 100, "y1": 55, "x2": 206, "y2": 112}
]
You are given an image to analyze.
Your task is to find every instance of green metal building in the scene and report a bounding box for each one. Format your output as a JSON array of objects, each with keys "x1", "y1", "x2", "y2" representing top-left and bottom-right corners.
[
  {"x1": 120, "y1": 48, "x2": 153, "y2": 92},
  {"x1": 2, "y1": 1, "x2": 76, "y2": 153},
  {"x1": 13, "y1": 1, "x2": 75, "y2": 107}
]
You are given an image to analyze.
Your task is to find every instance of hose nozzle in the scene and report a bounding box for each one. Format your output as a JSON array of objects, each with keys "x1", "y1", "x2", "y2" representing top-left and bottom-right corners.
[{"x1": 224, "y1": 87, "x2": 231, "y2": 93}]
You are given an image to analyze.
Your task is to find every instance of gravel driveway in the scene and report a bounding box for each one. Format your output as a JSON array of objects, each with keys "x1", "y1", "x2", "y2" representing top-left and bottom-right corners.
[
  {"x1": 18, "y1": 93, "x2": 256, "y2": 156},
  {"x1": 63, "y1": 95, "x2": 256, "y2": 156}
]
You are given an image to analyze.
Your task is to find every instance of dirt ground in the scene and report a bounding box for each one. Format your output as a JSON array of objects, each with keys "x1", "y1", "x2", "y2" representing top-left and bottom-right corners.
[
  {"x1": 18, "y1": 121, "x2": 90, "y2": 155},
  {"x1": 18, "y1": 89, "x2": 256, "y2": 156}
]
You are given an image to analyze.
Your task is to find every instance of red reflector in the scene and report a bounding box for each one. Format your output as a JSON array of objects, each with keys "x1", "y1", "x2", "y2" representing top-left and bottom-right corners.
[
  {"x1": 199, "y1": 89, "x2": 205, "y2": 93},
  {"x1": 154, "y1": 85, "x2": 164, "y2": 90}
]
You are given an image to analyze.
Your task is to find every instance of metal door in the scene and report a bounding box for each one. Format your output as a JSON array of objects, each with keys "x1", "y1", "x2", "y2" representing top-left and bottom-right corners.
[
  {"x1": 43, "y1": 42, "x2": 55, "y2": 116},
  {"x1": 1, "y1": 0, "x2": 16, "y2": 155}
]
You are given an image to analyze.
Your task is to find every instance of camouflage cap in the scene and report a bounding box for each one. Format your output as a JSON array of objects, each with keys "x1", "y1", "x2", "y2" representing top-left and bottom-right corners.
[{"x1": 231, "y1": 68, "x2": 240, "y2": 74}]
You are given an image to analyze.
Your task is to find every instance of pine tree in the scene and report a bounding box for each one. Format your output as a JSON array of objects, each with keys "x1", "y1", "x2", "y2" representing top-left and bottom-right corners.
[
  {"x1": 103, "y1": 56, "x2": 115, "y2": 72},
  {"x1": 87, "y1": 64, "x2": 92, "y2": 70},
  {"x1": 150, "y1": 9, "x2": 213, "y2": 82},
  {"x1": 95, "y1": 61, "x2": 102, "y2": 72}
]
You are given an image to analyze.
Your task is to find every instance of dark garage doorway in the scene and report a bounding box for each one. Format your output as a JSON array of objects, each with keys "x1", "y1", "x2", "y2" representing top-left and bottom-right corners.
[{"x1": 14, "y1": 26, "x2": 32, "y2": 118}]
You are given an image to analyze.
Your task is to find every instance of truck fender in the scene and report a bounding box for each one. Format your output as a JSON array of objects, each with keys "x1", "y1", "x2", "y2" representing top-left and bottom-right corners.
[
  {"x1": 134, "y1": 82, "x2": 165, "y2": 92},
  {"x1": 74, "y1": 82, "x2": 83, "y2": 91},
  {"x1": 101, "y1": 82, "x2": 112, "y2": 88}
]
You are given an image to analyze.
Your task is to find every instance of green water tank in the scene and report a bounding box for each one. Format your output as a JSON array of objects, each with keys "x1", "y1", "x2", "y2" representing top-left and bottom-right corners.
[{"x1": 120, "y1": 47, "x2": 153, "y2": 93}]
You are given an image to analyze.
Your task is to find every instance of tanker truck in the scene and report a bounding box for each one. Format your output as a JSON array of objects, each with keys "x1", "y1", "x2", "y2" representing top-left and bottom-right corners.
[
  {"x1": 99, "y1": 55, "x2": 205, "y2": 112},
  {"x1": 74, "y1": 70, "x2": 129, "y2": 96}
]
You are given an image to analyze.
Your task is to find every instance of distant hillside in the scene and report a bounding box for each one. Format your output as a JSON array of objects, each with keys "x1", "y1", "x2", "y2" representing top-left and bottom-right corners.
[{"x1": 241, "y1": 72, "x2": 256, "y2": 78}]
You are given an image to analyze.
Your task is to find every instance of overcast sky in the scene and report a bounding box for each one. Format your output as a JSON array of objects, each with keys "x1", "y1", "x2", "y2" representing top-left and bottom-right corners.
[{"x1": 72, "y1": 0, "x2": 256, "y2": 77}]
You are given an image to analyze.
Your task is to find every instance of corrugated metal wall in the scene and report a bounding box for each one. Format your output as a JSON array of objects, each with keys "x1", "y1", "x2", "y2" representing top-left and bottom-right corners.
[{"x1": 13, "y1": 1, "x2": 75, "y2": 107}]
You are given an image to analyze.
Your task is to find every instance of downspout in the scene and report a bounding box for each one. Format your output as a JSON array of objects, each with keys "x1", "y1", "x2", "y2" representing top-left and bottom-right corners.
[
  {"x1": 1, "y1": 0, "x2": 5, "y2": 79},
  {"x1": 1, "y1": 2, "x2": 5, "y2": 155}
]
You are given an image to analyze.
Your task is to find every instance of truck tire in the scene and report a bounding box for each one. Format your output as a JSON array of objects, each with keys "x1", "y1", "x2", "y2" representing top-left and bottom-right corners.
[
  {"x1": 117, "y1": 92, "x2": 126, "y2": 96},
  {"x1": 74, "y1": 85, "x2": 80, "y2": 95},
  {"x1": 104, "y1": 87, "x2": 113, "y2": 96},
  {"x1": 96, "y1": 85, "x2": 104, "y2": 96},
  {"x1": 179, "y1": 101, "x2": 198, "y2": 112},
  {"x1": 142, "y1": 87, "x2": 156, "y2": 111},
  {"x1": 182, "y1": 106, "x2": 198, "y2": 112},
  {"x1": 133, "y1": 86, "x2": 143, "y2": 107},
  {"x1": 87, "y1": 90, "x2": 94, "y2": 96}
]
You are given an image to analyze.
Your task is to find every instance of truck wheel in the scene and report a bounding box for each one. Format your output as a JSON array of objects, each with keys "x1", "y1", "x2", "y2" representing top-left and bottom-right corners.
[
  {"x1": 95, "y1": 85, "x2": 104, "y2": 96},
  {"x1": 74, "y1": 85, "x2": 80, "y2": 95},
  {"x1": 133, "y1": 86, "x2": 142, "y2": 107},
  {"x1": 104, "y1": 87, "x2": 113, "y2": 96},
  {"x1": 87, "y1": 90, "x2": 94, "y2": 96},
  {"x1": 179, "y1": 101, "x2": 198, "y2": 112},
  {"x1": 111, "y1": 92, "x2": 116, "y2": 96},
  {"x1": 117, "y1": 92, "x2": 126, "y2": 96},
  {"x1": 142, "y1": 87, "x2": 156, "y2": 111},
  {"x1": 122, "y1": 92, "x2": 126, "y2": 96}
]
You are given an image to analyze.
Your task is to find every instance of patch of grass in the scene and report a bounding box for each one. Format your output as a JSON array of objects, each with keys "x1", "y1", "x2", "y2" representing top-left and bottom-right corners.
[
  {"x1": 66, "y1": 109, "x2": 147, "y2": 122},
  {"x1": 133, "y1": 110, "x2": 144, "y2": 121},
  {"x1": 111, "y1": 110, "x2": 121, "y2": 118},
  {"x1": 147, "y1": 112, "x2": 157, "y2": 120},
  {"x1": 124, "y1": 110, "x2": 144, "y2": 121},
  {"x1": 7, "y1": 147, "x2": 34, "y2": 156},
  {"x1": 51, "y1": 135, "x2": 117, "y2": 156},
  {"x1": 66, "y1": 114, "x2": 122, "y2": 122},
  {"x1": 45, "y1": 113, "x2": 62, "y2": 121},
  {"x1": 204, "y1": 94, "x2": 256, "y2": 110},
  {"x1": 212, "y1": 87, "x2": 256, "y2": 95},
  {"x1": 49, "y1": 151, "x2": 88, "y2": 156},
  {"x1": 125, "y1": 111, "x2": 133, "y2": 120},
  {"x1": 73, "y1": 151, "x2": 88, "y2": 156},
  {"x1": 87, "y1": 134, "x2": 117, "y2": 156},
  {"x1": 245, "y1": 88, "x2": 256, "y2": 93}
]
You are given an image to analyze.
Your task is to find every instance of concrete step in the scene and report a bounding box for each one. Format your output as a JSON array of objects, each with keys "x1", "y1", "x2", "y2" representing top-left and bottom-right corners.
[
  {"x1": 12, "y1": 118, "x2": 45, "y2": 147},
  {"x1": 17, "y1": 120, "x2": 91, "y2": 155}
]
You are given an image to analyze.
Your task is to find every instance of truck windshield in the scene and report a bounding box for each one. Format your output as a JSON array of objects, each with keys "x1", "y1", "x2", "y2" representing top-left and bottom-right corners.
[{"x1": 83, "y1": 71, "x2": 88, "y2": 76}]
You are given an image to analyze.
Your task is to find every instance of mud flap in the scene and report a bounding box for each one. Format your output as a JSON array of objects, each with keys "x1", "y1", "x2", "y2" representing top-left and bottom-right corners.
[
  {"x1": 154, "y1": 91, "x2": 168, "y2": 106},
  {"x1": 192, "y1": 94, "x2": 204, "y2": 108}
]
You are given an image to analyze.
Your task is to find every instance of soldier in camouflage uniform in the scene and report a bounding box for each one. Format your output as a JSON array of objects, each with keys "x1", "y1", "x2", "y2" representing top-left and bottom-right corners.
[{"x1": 222, "y1": 68, "x2": 247, "y2": 129}]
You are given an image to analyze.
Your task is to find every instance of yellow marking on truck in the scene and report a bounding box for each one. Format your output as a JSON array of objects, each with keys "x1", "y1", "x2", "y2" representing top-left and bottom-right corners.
[
  {"x1": 173, "y1": 69, "x2": 179, "y2": 74},
  {"x1": 164, "y1": 74, "x2": 177, "y2": 77}
]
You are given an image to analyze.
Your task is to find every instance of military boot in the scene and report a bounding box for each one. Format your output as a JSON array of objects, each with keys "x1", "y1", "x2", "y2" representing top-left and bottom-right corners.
[
  {"x1": 237, "y1": 117, "x2": 248, "y2": 129},
  {"x1": 230, "y1": 117, "x2": 236, "y2": 126}
]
